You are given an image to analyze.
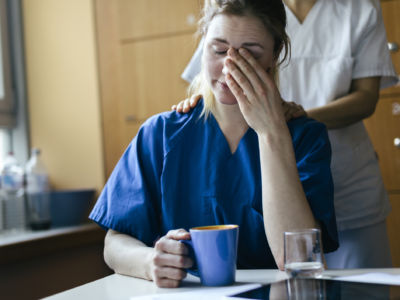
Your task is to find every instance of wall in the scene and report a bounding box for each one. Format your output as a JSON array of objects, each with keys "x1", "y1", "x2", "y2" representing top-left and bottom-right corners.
[{"x1": 22, "y1": 0, "x2": 104, "y2": 191}]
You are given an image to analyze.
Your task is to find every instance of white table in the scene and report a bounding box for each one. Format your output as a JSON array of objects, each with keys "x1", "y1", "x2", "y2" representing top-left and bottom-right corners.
[{"x1": 44, "y1": 268, "x2": 400, "y2": 300}]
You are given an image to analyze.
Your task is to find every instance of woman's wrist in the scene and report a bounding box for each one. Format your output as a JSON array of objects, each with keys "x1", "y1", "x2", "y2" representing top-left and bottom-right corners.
[
  {"x1": 144, "y1": 248, "x2": 156, "y2": 281},
  {"x1": 256, "y1": 124, "x2": 291, "y2": 147}
]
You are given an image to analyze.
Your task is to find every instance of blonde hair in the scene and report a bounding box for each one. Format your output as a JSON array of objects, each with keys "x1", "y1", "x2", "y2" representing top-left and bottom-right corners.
[{"x1": 188, "y1": 0, "x2": 290, "y2": 118}]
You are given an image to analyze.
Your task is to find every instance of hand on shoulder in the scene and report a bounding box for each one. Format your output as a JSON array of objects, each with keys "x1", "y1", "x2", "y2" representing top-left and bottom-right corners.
[{"x1": 171, "y1": 94, "x2": 202, "y2": 113}]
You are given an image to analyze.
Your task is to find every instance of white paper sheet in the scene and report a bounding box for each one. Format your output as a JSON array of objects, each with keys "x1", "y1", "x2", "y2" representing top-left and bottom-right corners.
[
  {"x1": 336, "y1": 272, "x2": 400, "y2": 285},
  {"x1": 130, "y1": 283, "x2": 261, "y2": 300}
]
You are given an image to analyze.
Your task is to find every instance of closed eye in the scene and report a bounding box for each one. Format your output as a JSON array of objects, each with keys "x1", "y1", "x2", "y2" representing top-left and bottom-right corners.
[{"x1": 214, "y1": 50, "x2": 227, "y2": 55}]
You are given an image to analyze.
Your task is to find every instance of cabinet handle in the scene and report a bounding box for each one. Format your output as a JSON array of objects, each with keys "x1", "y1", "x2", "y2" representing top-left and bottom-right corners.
[
  {"x1": 388, "y1": 42, "x2": 399, "y2": 52},
  {"x1": 395, "y1": 137, "x2": 400, "y2": 149}
]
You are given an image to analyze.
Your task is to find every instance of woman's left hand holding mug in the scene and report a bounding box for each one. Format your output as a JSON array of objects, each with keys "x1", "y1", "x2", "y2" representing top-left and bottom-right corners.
[
  {"x1": 224, "y1": 48, "x2": 287, "y2": 136},
  {"x1": 151, "y1": 229, "x2": 193, "y2": 288}
]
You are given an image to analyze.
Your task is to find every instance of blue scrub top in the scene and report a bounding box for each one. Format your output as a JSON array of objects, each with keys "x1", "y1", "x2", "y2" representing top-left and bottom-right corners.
[{"x1": 90, "y1": 100, "x2": 338, "y2": 269}]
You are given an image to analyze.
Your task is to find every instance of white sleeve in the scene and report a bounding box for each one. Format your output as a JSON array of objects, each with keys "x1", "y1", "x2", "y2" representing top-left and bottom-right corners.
[
  {"x1": 352, "y1": 0, "x2": 399, "y2": 89},
  {"x1": 181, "y1": 39, "x2": 204, "y2": 83}
]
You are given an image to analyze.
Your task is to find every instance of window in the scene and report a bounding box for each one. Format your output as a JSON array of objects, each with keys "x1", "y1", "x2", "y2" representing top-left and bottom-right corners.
[{"x1": 0, "y1": 0, "x2": 29, "y2": 167}]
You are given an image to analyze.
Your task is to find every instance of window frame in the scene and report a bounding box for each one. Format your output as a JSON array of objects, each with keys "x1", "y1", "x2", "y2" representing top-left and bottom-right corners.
[
  {"x1": 0, "y1": 0, "x2": 16, "y2": 127},
  {"x1": 1, "y1": 0, "x2": 29, "y2": 164}
]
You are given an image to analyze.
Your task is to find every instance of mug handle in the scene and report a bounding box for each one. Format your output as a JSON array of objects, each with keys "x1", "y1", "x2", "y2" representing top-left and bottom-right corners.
[{"x1": 180, "y1": 239, "x2": 199, "y2": 277}]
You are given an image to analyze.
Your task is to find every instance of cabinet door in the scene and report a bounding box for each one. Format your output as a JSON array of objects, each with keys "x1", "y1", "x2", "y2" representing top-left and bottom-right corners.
[
  {"x1": 364, "y1": 96, "x2": 400, "y2": 191},
  {"x1": 387, "y1": 194, "x2": 400, "y2": 267},
  {"x1": 381, "y1": 0, "x2": 400, "y2": 95},
  {"x1": 95, "y1": 0, "x2": 200, "y2": 176},
  {"x1": 118, "y1": 0, "x2": 200, "y2": 40},
  {"x1": 121, "y1": 34, "x2": 197, "y2": 144}
]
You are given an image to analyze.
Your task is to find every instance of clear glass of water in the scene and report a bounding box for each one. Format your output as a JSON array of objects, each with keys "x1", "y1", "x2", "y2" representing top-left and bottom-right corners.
[{"x1": 284, "y1": 228, "x2": 324, "y2": 278}]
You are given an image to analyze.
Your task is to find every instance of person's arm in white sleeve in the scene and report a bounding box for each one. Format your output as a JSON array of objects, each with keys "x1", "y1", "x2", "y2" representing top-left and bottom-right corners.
[{"x1": 307, "y1": 76, "x2": 380, "y2": 129}]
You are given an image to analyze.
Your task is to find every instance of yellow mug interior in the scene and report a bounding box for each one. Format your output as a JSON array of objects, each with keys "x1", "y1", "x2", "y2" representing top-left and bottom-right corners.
[{"x1": 191, "y1": 224, "x2": 238, "y2": 231}]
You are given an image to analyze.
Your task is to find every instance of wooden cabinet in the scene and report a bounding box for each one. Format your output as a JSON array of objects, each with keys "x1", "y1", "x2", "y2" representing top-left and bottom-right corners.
[
  {"x1": 364, "y1": 96, "x2": 400, "y2": 191},
  {"x1": 117, "y1": 0, "x2": 200, "y2": 39},
  {"x1": 364, "y1": 0, "x2": 400, "y2": 267},
  {"x1": 387, "y1": 194, "x2": 400, "y2": 267},
  {"x1": 380, "y1": 0, "x2": 400, "y2": 96},
  {"x1": 0, "y1": 225, "x2": 111, "y2": 299},
  {"x1": 95, "y1": 0, "x2": 201, "y2": 176}
]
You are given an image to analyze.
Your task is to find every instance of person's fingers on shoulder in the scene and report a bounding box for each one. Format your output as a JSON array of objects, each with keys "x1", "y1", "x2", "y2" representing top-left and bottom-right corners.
[
  {"x1": 183, "y1": 98, "x2": 191, "y2": 113},
  {"x1": 293, "y1": 110, "x2": 307, "y2": 118},
  {"x1": 176, "y1": 101, "x2": 186, "y2": 113},
  {"x1": 190, "y1": 94, "x2": 202, "y2": 108},
  {"x1": 171, "y1": 104, "x2": 177, "y2": 111}
]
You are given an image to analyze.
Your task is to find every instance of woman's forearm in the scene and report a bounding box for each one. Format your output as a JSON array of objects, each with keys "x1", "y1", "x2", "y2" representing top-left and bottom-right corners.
[
  {"x1": 258, "y1": 129, "x2": 318, "y2": 270},
  {"x1": 104, "y1": 229, "x2": 155, "y2": 280},
  {"x1": 307, "y1": 77, "x2": 380, "y2": 129}
]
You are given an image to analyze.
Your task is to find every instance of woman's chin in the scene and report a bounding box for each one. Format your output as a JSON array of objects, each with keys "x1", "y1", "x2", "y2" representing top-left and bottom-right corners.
[
  {"x1": 219, "y1": 98, "x2": 238, "y2": 105},
  {"x1": 213, "y1": 88, "x2": 238, "y2": 105},
  {"x1": 215, "y1": 95, "x2": 238, "y2": 105}
]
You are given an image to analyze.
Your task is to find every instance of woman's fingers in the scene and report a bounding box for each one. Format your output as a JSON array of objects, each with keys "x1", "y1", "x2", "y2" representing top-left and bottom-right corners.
[
  {"x1": 225, "y1": 52, "x2": 258, "y2": 102},
  {"x1": 152, "y1": 262, "x2": 187, "y2": 288},
  {"x1": 225, "y1": 73, "x2": 249, "y2": 111},
  {"x1": 155, "y1": 230, "x2": 190, "y2": 254},
  {"x1": 151, "y1": 229, "x2": 193, "y2": 288},
  {"x1": 237, "y1": 48, "x2": 275, "y2": 92},
  {"x1": 151, "y1": 230, "x2": 191, "y2": 286},
  {"x1": 155, "y1": 237, "x2": 188, "y2": 256},
  {"x1": 154, "y1": 277, "x2": 181, "y2": 288},
  {"x1": 166, "y1": 229, "x2": 190, "y2": 241},
  {"x1": 153, "y1": 265, "x2": 187, "y2": 281},
  {"x1": 227, "y1": 48, "x2": 267, "y2": 100},
  {"x1": 152, "y1": 250, "x2": 193, "y2": 269}
]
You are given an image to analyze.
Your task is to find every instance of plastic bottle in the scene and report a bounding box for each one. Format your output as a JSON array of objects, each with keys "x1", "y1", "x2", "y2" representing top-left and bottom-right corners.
[
  {"x1": 25, "y1": 148, "x2": 51, "y2": 230},
  {"x1": 0, "y1": 151, "x2": 26, "y2": 231}
]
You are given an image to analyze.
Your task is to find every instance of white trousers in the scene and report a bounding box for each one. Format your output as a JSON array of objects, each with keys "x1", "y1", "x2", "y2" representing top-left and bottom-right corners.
[{"x1": 325, "y1": 220, "x2": 392, "y2": 268}]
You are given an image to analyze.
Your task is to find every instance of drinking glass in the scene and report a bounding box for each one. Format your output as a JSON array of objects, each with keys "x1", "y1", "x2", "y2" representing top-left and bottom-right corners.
[{"x1": 284, "y1": 228, "x2": 324, "y2": 278}]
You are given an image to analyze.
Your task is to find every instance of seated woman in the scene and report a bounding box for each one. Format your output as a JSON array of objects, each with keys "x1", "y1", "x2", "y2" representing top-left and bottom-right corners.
[{"x1": 89, "y1": 0, "x2": 338, "y2": 288}]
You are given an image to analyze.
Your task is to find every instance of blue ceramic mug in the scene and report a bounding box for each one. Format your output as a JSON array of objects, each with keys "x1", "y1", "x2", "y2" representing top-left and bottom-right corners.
[{"x1": 181, "y1": 224, "x2": 239, "y2": 286}]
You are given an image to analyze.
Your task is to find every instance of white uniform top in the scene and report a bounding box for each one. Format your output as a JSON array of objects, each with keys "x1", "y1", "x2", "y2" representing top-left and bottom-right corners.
[
  {"x1": 181, "y1": 0, "x2": 399, "y2": 231},
  {"x1": 280, "y1": 0, "x2": 398, "y2": 230}
]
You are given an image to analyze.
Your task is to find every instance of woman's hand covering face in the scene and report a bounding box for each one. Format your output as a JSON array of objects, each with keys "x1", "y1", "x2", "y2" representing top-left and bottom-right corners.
[{"x1": 224, "y1": 47, "x2": 288, "y2": 135}]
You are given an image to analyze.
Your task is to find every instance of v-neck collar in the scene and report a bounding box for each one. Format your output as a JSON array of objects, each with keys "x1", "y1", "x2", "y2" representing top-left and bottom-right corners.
[
  {"x1": 284, "y1": 0, "x2": 321, "y2": 27},
  {"x1": 209, "y1": 113, "x2": 252, "y2": 157}
]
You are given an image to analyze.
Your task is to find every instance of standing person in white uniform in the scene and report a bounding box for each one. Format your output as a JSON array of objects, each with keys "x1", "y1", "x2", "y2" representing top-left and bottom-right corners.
[{"x1": 176, "y1": 0, "x2": 399, "y2": 268}]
